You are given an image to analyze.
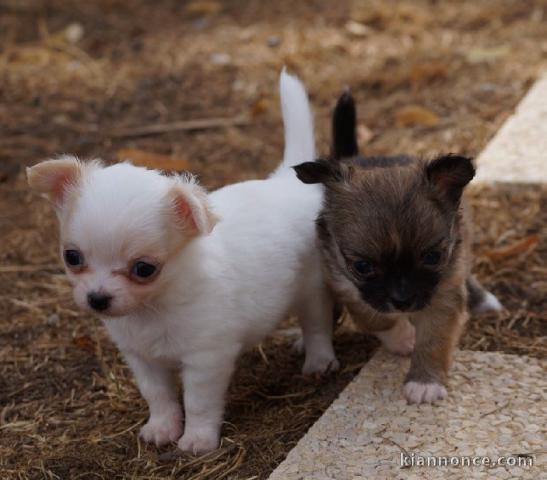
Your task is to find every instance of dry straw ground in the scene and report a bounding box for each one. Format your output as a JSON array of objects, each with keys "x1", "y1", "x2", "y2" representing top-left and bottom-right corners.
[{"x1": 1, "y1": 1, "x2": 546, "y2": 479}]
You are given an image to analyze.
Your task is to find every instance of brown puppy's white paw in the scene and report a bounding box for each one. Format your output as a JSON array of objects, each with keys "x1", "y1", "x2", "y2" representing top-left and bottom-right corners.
[
  {"x1": 177, "y1": 427, "x2": 219, "y2": 455},
  {"x1": 139, "y1": 410, "x2": 183, "y2": 446},
  {"x1": 376, "y1": 318, "x2": 415, "y2": 356},
  {"x1": 403, "y1": 381, "x2": 447, "y2": 404}
]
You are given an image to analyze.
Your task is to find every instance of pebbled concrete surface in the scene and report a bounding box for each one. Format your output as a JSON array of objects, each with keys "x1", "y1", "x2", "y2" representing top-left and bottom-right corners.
[
  {"x1": 475, "y1": 73, "x2": 547, "y2": 184},
  {"x1": 268, "y1": 349, "x2": 546, "y2": 480}
]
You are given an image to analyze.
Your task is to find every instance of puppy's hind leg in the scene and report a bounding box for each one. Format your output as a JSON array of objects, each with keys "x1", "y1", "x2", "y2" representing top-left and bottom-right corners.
[{"x1": 296, "y1": 281, "x2": 339, "y2": 375}]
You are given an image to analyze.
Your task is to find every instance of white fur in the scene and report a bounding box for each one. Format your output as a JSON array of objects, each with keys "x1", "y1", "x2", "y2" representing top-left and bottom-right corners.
[
  {"x1": 30, "y1": 71, "x2": 338, "y2": 454},
  {"x1": 403, "y1": 381, "x2": 448, "y2": 404},
  {"x1": 273, "y1": 68, "x2": 316, "y2": 176},
  {"x1": 473, "y1": 291, "x2": 504, "y2": 314}
]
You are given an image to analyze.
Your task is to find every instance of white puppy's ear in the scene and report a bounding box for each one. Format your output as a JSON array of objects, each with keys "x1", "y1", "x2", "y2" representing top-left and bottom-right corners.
[
  {"x1": 169, "y1": 177, "x2": 218, "y2": 236},
  {"x1": 26, "y1": 155, "x2": 83, "y2": 208}
]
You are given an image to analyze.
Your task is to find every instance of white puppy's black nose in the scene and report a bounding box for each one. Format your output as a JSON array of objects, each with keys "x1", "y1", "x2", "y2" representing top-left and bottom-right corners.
[{"x1": 87, "y1": 292, "x2": 112, "y2": 312}]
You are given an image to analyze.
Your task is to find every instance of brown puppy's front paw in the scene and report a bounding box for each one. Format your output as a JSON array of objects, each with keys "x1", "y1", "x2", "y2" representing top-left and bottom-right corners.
[{"x1": 403, "y1": 381, "x2": 447, "y2": 404}]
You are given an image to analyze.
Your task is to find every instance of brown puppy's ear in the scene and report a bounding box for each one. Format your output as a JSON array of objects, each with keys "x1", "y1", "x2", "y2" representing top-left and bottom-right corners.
[
  {"x1": 293, "y1": 159, "x2": 342, "y2": 184},
  {"x1": 426, "y1": 154, "x2": 475, "y2": 204},
  {"x1": 169, "y1": 176, "x2": 218, "y2": 236},
  {"x1": 26, "y1": 156, "x2": 83, "y2": 208}
]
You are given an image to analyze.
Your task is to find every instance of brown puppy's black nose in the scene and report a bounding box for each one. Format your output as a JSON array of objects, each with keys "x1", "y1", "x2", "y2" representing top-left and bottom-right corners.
[
  {"x1": 87, "y1": 292, "x2": 112, "y2": 312},
  {"x1": 391, "y1": 296, "x2": 415, "y2": 311},
  {"x1": 390, "y1": 283, "x2": 415, "y2": 311}
]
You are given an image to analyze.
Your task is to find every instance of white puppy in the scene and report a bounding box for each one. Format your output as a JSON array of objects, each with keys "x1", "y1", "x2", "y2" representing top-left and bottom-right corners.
[{"x1": 27, "y1": 71, "x2": 338, "y2": 454}]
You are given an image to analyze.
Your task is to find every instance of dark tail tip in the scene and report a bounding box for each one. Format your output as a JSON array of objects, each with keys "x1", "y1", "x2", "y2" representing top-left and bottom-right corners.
[{"x1": 332, "y1": 89, "x2": 359, "y2": 159}]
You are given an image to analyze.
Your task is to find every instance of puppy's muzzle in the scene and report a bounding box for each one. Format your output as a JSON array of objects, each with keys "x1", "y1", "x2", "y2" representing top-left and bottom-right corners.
[
  {"x1": 87, "y1": 292, "x2": 113, "y2": 312},
  {"x1": 390, "y1": 287, "x2": 416, "y2": 312}
]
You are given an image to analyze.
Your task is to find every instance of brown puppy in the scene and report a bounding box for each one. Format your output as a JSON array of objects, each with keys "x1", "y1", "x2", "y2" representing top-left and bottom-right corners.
[{"x1": 294, "y1": 91, "x2": 501, "y2": 404}]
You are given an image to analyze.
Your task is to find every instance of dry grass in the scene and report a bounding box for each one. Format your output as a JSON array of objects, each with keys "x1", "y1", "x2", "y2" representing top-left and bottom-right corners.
[
  {"x1": 465, "y1": 184, "x2": 546, "y2": 357},
  {"x1": 1, "y1": 1, "x2": 546, "y2": 479}
]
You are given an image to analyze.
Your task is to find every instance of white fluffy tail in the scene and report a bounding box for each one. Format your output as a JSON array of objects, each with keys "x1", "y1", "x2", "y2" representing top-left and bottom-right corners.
[{"x1": 272, "y1": 69, "x2": 315, "y2": 175}]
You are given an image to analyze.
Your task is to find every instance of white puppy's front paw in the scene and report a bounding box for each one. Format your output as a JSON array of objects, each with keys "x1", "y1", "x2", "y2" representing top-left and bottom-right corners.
[
  {"x1": 403, "y1": 381, "x2": 447, "y2": 404},
  {"x1": 302, "y1": 353, "x2": 340, "y2": 376},
  {"x1": 292, "y1": 336, "x2": 304, "y2": 354},
  {"x1": 178, "y1": 427, "x2": 220, "y2": 455},
  {"x1": 139, "y1": 410, "x2": 183, "y2": 446},
  {"x1": 376, "y1": 318, "x2": 415, "y2": 356}
]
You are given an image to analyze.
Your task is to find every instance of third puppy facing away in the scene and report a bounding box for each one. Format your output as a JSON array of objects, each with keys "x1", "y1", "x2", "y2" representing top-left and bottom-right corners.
[{"x1": 294, "y1": 91, "x2": 501, "y2": 404}]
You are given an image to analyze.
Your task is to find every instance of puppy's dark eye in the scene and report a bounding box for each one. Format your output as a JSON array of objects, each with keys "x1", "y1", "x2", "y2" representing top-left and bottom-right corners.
[
  {"x1": 64, "y1": 249, "x2": 84, "y2": 267},
  {"x1": 423, "y1": 250, "x2": 441, "y2": 266},
  {"x1": 131, "y1": 261, "x2": 158, "y2": 281},
  {"x1": 353, "y1": 260, "x2": 374, "y2": 276}
]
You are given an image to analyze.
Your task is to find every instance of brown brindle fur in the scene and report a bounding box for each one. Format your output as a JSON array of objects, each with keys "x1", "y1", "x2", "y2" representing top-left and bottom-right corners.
[
  {"x1": 315, "y1": 157, "x2": 472, "y2": 385},
  {"x1": 293, "y1": 92, "x2": 480, "y2": 393}
]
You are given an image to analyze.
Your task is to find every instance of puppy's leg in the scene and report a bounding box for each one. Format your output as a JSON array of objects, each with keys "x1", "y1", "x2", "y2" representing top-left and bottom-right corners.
[
  {"x1": 125, "y1": 353, "x2": 182, "y2": 446},
  {"x1": 293, "y1": 303, "x2": 341, "y2": 355},
  {"x1": 296, "y1": 285, "x2": 339, "y2": 375},
  {"x1": 349, "y1": 306, "x2": 413, "y2": 355},
  {"x1": 467, "y1": 275, "x2": 503, "y2": 314},
  {"x1": 178, "y1": 350, "x2": 239, "y2": 454},
  {"x1": 375, "y1": 316, "x2": 415, "y2": 356},
  {"x1": 403, "y1": 305, "x2": 467, "y2": 404}
]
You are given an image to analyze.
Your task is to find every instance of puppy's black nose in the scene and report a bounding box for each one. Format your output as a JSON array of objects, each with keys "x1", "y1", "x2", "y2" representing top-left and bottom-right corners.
[
  {"x1": 391, "y1": 296, "x2": 415, "y2": 311},
  {"x1": 390, "y1": 286, "x2": 415, "y2": 311},
  {"x1": 87, "y1": 292, "x2": 112, "y2": 312}
]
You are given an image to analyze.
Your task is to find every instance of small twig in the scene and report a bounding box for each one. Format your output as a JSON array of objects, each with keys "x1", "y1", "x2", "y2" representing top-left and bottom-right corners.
[
  {"x1": 5, "y1": 384, "x2": 32, "y2": 400},
  {"x1": 386, "y1": 438, "x2": 412, "y2": 469},
  {"x1": 479, "y1": 400, "x2": 510, "y2": 418},
  {"x1": 100, "y1": 419, "x2": 143, "y2": 440},
  {"x1": 255, "y1": 388, "x2": 315, "y2": 400},
  {"x1": 108, "y1": 115, "x2": 249, "y2": 138},
  {"x1": 159, "y1": 443, "x2": 237, "y2": 467},
  {"x1": 0, "y1": 264, "x2": 61, "y2": 273},
  {"x1": 257, "y1": 343, "x2": 269, "y2": 365},
  {"x1": 216, "y1": 446, "x2": 246, "y2": 480},
  {"x1": 341, "y1": 362, "x2": 366, "y2": 374}
]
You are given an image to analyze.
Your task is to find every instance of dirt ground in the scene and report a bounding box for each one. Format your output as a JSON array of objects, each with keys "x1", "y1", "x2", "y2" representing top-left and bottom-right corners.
[{"x1": 1, "y1": 1, "x2": 546, "y2": 479}]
